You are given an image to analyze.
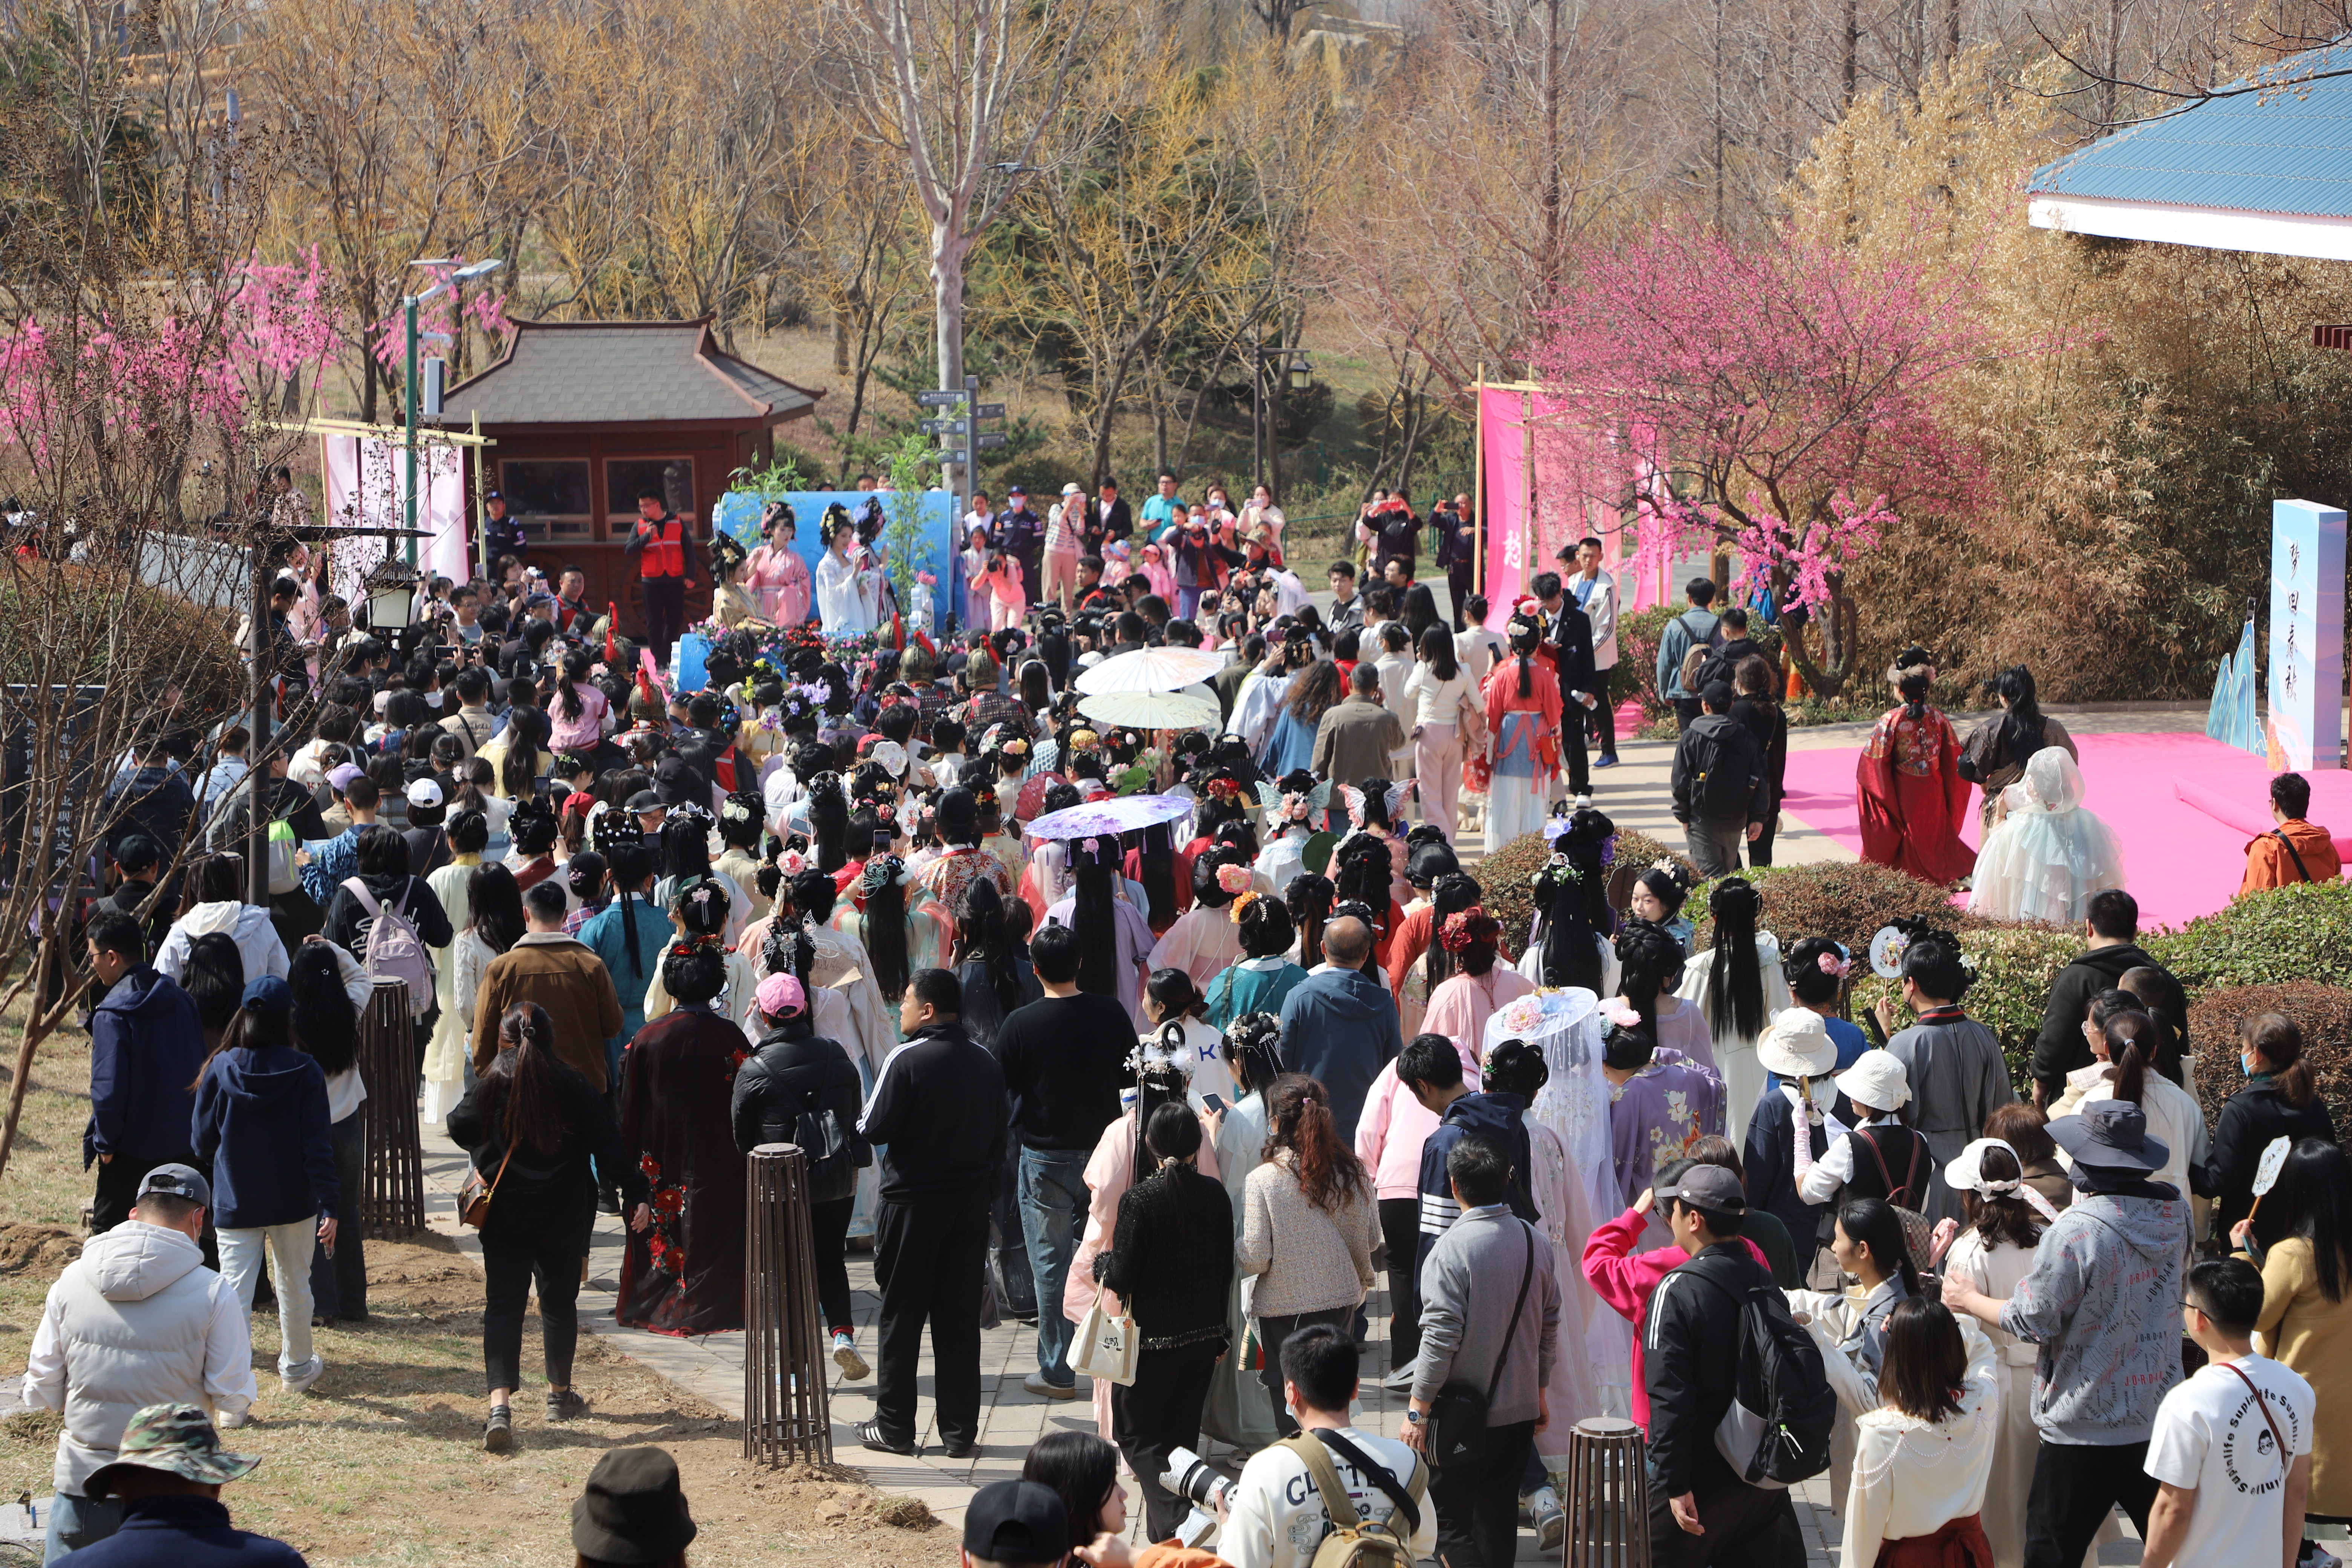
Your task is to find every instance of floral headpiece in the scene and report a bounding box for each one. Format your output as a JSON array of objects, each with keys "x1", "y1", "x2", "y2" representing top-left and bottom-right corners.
[
  {"x1": 1067, "y1": 728, "x2": 1100, "y2": 751},
  {"x1": 1204, "y1": 777, "x2": 1243, "y2": 803},
  {"x1": 1216, "y1": 862, "x2": 1253, "y2": 895},
  {"x1": 1227, "y1": 889, "x2": 1263, "y2": 923},
  {"x1": 1603, "y1": 1006, "x2": 1643, "y2": 1030},
  {"x1": 858, "y1": 798, "x2": 899, "y2": 827},
  {"x1": 720, "y1": 795, "x2": 760, "y2": 825},
  {"x1": 1438, "y1": 906, "x2": 1502, "y2": 952},
  {"x1": 861, "y1": 853, "x2": 910, "y2": 893},
  {"x1": 1817, "y1": 949, "x2": 1853, "y2": 979},
  {"x1": 776, "y1": 848, "x2": 807, "y2": 876}
]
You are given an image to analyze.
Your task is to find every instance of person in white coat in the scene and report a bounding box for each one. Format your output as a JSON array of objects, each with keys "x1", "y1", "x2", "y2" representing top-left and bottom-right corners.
[
  {"x1": 1931, "y1": 1138, "x2": 2061, "y2": 1568},
  {"x1": 1563, "y1": 538, "x2": 1620, "y2": 767},
  {"x1": 21, "y1": 1164, "x2": 257, "y2": 1559},
  {"x1": 1838, "y1": 1297, "x2": 2002, "y2": 1567},
  {"x1": 154, "y1": 858, "x2": 288, "y2": 992}
]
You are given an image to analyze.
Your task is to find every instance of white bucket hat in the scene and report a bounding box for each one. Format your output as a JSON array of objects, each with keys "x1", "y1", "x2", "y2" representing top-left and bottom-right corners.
[
  {"x1": 1946, "y1": 1136, "x2": 2064, "y2": 1222},
  {"x1": 1755, "y1": 1010, "x2": 1839, "y2": 1080},
  {"x1": 1834, "y1": 1048, "x2": 1911, "y2": 1113}
]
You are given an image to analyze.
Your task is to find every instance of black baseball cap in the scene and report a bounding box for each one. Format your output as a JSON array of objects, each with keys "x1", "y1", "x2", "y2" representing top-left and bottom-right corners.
[
  {"x1": 1655, "y1": 1164, "x2": 1746, "y2": 1217},
  {"x1": 113, "y1": 834, "x2": 162, "y2": 874},
  {"x1": 962, "y1": 1481, "x2": 1067, "y2": 1564},
  {"x1": 136, "y1": 1162, "x2": 212, "y2": 1210}
]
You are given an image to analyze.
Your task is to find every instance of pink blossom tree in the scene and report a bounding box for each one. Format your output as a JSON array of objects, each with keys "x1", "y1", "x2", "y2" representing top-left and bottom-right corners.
[{"x1": 1534, "y1": 225, "x2": 2001, "y2": 697}]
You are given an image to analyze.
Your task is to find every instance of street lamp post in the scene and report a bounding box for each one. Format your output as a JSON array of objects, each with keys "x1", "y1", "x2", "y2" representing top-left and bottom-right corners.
[{"x1": 402, "y1": 257, "x2": 504, "y2": 567}]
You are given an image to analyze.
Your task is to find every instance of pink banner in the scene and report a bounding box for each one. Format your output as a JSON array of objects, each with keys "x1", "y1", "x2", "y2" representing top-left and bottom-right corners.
[{"x1": 1478, "y1": 386, "x2": 1530, "y2": 626}]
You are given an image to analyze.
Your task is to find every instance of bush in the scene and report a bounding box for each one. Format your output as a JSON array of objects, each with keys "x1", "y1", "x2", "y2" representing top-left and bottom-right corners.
[
  {"x1": 1848, "y1": 925, "x2": 2087, "y2": 1094},
  {"x1": 2183, "y1": 983, "x2": 2352, "y2": 1145},
  {"x1": 2144, "y1": 882, "x2": 2352, "y2": 989},
  {"x1": 1688, "y1": 859, "x2": 2007, "y2": 957},
  {"x1": 1608, "y1": 603, "x2": 1681, "y2": 717},
  {"x1": 1479, "y1": 825, "x2": 1692, "y2": 954}
]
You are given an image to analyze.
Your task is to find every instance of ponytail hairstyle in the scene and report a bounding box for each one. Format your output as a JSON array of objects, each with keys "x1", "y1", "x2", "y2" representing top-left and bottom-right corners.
[
  {"x1": 1783, "y1": 936, "x2": 1852, "y2": 1007},
  {"x1": 1505, "y1": 605, "x2": 1543, "y2": 698},
  {"x1": 1837, "y1": 1195, "x2": 1923, "y2": 1300},
  {"x1": 286, "y1": 939, "x2": 359, "y2": 1078},
  {"x1": 1613, "y1": 919, "x2": 1688, "y2": 1032},
  {"x1": 2242, "y1": 1011, "x2": 2318, "y2": 1107},
  {"x1": 1221, "y1": 1012, "x2": 1286, "y2": 1096},
  {"x1": 2118, "y1": 965, "x2": 2188, "y2": 1087},
  {"x1": 492, "y1": 1001, "x2": 572, "y2": 1156},
  {"x1": 556, "y1": 647, "x2": 591, "y2": 724},
  {"x1": 1703, "y1": 877, "x2": 1767, "y2": 1041},
  {"x1": 2102, "y1": 1011, "x2": 2159, "y2": 1106},
  {"x1": 1067, "y1": 836, "x2": 1121, "y2": 1001},
  {"x1": 605, "y1": 841, "x2": 658, "y2": 978},
  {"x1": 1988, "y1": 665, "x2": 2048, "y2": 764},
  {"x1": 1483, "y1": 1035, "x2": 1551, "y2": 1101},
  {"x1": 1261, "y1": 1073, "x2": 1370, "y2": 1214},
  {"x1": 956, "y1": 879, "x2": 1027, "y2": 1020},
  {"x1": 1421, "y1": 871, "x2": 1482, "y2": 992},
  {"x1": 859, "y1": 853, "x2": 914, "y2": 1002},
  {"x1": 1285, "y1": 873, "x2": 1335, "y2": 968},
  {"x1": 807, "y1": 770, "x2": 850, "y2": 873},
  {"x1": 1136, "y1": 821, "x2": 1177, "y2": 929}
]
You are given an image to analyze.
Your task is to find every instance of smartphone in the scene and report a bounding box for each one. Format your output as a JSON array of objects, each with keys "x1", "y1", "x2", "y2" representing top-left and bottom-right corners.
[{"x1": 1199, "y1": 1093, "x2": 1226, "y2": 1115}]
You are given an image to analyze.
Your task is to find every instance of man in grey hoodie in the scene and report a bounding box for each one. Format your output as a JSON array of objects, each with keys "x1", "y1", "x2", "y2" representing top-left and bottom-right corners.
[{"x1": 1944, "y1": 1099, "x2": 2188, "y2": 1568}]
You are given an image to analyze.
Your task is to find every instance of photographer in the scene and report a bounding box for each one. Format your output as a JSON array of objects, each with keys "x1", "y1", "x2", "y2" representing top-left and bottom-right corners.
[{"x1": 1220, "y1": 1322, "x2": 1432, "y2": 1568}]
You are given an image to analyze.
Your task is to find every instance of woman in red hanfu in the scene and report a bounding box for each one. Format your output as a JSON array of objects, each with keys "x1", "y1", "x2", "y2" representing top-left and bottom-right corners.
[{"x1": 1856, "y1": 648, "x2": 1977, "y2": 885}]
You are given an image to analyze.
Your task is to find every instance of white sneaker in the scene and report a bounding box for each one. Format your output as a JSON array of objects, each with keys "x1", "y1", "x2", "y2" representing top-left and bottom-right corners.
[
  {"x1": 1528, "y1": 1485, "x2": 1566, "y2": 1550},
  {"x1": 216, "y1": 1408, "x2": 251, "y2": 1430},
  {"x1": 1023, "y1": 1370, "x2": 1078, "y2": 1400},
  {"x1": 831, "y1": 1331, "x2": 870, "y2": 1381},
  {"x1": 282, "y1": 1355, "x2": 325, "y2": 1394}
]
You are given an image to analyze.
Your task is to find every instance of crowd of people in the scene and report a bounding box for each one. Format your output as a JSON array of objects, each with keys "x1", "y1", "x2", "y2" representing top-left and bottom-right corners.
[{"x1": 21, "y1": 485, "x2": 2352, "y2": 1568}]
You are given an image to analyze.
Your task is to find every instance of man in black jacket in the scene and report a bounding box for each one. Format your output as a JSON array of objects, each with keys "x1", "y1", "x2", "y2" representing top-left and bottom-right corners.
[
  {"x1": 2028, "y1": 888, "x2": 2183, "y2": 1104},
  {"x1": 1689, "y1": 605, "x2": 1772, "y2": 695},
  {"x1": 1671, "y1": 683, "x2": 1766, "y2": 877},
  {"x1": 1532, "y1": 571, "x2": 1596, "y2": 802},
  {"x1": 1088, "y1": 478, "x2": 1134, "y2": 553},
  {"x1": 1643, "y1": 1165, "x2": 1799, "y2": 1566},
  {"x1": 856, "y1": 968, "x2": 1007, "y2": 1458}
]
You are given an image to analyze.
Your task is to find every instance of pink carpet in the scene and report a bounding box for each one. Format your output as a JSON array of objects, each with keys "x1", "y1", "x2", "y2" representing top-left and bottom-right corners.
[{"x1": 1776, "y1": 732, "x2": 2350, "y2": 931}]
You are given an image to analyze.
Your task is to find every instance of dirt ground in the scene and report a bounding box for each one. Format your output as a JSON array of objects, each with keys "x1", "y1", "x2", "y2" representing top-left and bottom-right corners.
[{"x1": 2, "y1": 1228, "x2": 951, "y2": 1568}]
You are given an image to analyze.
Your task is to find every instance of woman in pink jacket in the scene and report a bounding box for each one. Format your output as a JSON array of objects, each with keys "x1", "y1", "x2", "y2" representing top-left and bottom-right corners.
[{"x1": 1580, "y1": 1150, "x2": 1774, "y2": 1433}]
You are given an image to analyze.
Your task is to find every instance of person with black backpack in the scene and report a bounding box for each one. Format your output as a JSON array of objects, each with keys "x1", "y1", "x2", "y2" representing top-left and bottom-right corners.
[
  {"x1": 1670, "y1": 681, "x2": 1767, "y2": 877},
  {"x1": 1645, "y1": 1164, "x2": 1827, "y2": 1566},
  {"x1": 729, "y1": 971, "x2": 872, "y2": 1382}
]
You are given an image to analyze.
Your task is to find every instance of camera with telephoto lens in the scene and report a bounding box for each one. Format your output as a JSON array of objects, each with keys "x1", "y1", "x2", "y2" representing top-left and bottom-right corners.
[{"x1": 1162, "y1": 1448, "x2": 1229, "y2": 1549}]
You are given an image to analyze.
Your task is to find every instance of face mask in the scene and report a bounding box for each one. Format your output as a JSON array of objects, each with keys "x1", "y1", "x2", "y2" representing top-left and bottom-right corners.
[{"x1": 2242, "y1": 1052, "x2": 2259, "y2": 1078}]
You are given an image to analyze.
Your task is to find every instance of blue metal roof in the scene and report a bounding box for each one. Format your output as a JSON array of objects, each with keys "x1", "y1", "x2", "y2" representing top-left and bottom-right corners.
[{"x1": 2026, "y1": 42, "x2": 2352, "y2": 218}]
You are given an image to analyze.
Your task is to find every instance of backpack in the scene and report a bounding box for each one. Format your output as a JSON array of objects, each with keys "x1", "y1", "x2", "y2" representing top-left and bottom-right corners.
[
  {"x1": 341, "y1": 876, "x2": 436, "y2": 1017},
  {"x1": 1282, "y1": 1429, "x2": 1427, "y2": 1568},
  {"x1": 793, "y1": 1102, "x2": 871, "y2": 1204},
  {"x1": 1687, "y1": 720, "x2": 1754, "y2": 824},
  {"x1": 1673, "y1": 611, "x2": 1718, "y2": 694},
  {"x1": 1675, "y1": 1254, "x2": 1835, "y2": 1488}
]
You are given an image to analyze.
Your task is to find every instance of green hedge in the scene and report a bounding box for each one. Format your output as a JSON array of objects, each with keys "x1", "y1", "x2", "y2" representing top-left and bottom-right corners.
[
  {"x1": 1480, "y1": 826, "x2": 1691, "y2": 956},
  {"x1": 2143, "y1": 881, "x2": 2352, "y2": 991},
  {"x1": 2183, "y1": 982, "x2": 2352, "y2": 1142}
]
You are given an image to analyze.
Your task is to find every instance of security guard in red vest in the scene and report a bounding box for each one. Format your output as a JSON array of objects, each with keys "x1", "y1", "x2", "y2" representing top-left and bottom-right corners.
[{"x1": 621, "y1": 487, "x2": 699, "y2": 666}]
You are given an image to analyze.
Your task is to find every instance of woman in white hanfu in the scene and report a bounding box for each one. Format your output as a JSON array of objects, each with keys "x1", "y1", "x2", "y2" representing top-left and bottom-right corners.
[
  {"x1": 1966, "y1": 746, "x2": 2127, "y2": 927},
  {"x1": 813, "y1": 514, "x2": 881, "y2": 635},
  {"x1": 1485, "y1": 987, "x2": 1634, "y2": 1433}
]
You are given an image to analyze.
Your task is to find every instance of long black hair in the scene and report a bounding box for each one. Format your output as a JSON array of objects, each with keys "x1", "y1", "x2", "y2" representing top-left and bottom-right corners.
[
  {"x1": 1703, "y1": 877, "x2": 1767, "y2": 1040},
  {"x1": 659, "y1": 810, "x2": 715, "y2": 883},
  {"x1": 956, "y1": 879, "x2": 1028, "y2": 1022},
  {"x1": 1838, "y1": 1195, "x2": 1923, "y2": 1299},
  {"x1": 1989, "y1": 665, "x2": 2047, "y2": 767},
  {"x1": 490, "y1": 1001, "x2": 575, "y2": 1157},
  {"x1": 1334, "y1": 835, "x2": 1392, "y2": 929},
  {"x1": 286, "y1": 940, "x2": 358, "y2": 1078},
  {"x1": 1614, "y1": 919, "x2": 1687, "y2": 1032},
  {"x1": 1222, "y1": 1012, "x2": 1287, "y2": 1096},
  {"x1": 606, "y1": 841, "x2": 657, "y2": 978},
  {"x1": 859, "y1": 853, "x2": 913, "y2": 1002},
  {"x1": 1507, "y1": 608, "x2": 1544, "y2": 698},
  {"x1": 182, "y1": 932, "x2": 245, "y2": 1037},
  {"x1": 1534, "y1": 807, "x2": 1615, "y2": 992},
  {"x1": 1136, "y1": 821, "x2": 1178, "y2": 930},
  {"x1": 1421, "y1": 871, "x2": 1482, "y2": 994},
  {"x1": 468, "y1": 861, "x2": 525, "y2": 954},
  {"x1": 1286, "y1": 873, "x2": 1335, "y2": 968},
  {"x1": 1068, "y1": 838, "x2": 1122, "y2": 1000},
  {"x1": 2271, "y1": 1138, "x2": 2352, "y2": 1303},
  {"x1": 807, "y1": 771, "x2": 850, "y2": 873},
  {"x1": 556, "y1": 647, "x2": 591, "y2": 724}
]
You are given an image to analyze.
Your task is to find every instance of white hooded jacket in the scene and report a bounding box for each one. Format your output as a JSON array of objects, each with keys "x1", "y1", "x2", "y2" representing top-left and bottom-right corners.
[
  {"x1": 155, "y1": 900, "x2": 291, "y2": 991},
  {"x1": 22, "y1": 1220, "x2": 256, "y2": 1494}
]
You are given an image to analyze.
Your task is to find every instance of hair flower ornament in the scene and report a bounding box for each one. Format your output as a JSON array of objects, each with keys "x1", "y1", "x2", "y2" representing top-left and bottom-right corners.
[
  {"x1": 1498, "y1": 995, "x2": 1550, "y2": 1036},
  {"x1": 1438, "y1": 906, "x2": 1501, "y2": 952},
  {"x1": 1227, "y1": 889, "x2": 1262, "y2": 923},
  {"x1": 1216, "y1": 862, "x2": 1254, "y2": 895},
  {"x1": 1817, "y1": 950, "x2": 1853, "y2": 979},
  {"x1": 1604, "y1": 1006, "x2": 1644, "y2": 1029}
]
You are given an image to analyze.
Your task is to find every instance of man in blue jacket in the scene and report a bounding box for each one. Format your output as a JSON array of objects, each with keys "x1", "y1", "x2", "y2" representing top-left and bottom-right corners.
[
  {"x1": 1276, "y1": 916, "x2": 1404, "y2": 1145},
  {"x1": 84, "y1": 911, "x2": 207, "y2": 1236}
]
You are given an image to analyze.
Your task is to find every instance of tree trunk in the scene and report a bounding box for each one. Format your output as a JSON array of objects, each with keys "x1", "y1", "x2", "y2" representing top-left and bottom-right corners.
[
  {"x1": 933, "y1": 230, "x2": 966, "y2": 500},
  {"x1": 832, "y1": 308, "x2": 851, "y2": 372},
  {"x1": 1842, "y1": 0, "x2": 1858, "y2": 104}
]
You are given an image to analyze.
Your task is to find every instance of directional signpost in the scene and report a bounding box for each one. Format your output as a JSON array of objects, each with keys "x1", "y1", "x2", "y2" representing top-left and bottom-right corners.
[{"x1": 919, "y1": 418, "x2": 970, "y2": 436}]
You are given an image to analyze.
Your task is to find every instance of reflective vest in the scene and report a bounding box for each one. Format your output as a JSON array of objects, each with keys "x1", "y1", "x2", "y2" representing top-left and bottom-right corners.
[{"x1": 639, "y1": 516, "x2": 685, "y2": 579}]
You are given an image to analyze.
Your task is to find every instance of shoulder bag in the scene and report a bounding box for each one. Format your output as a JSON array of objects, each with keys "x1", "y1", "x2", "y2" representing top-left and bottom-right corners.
[
  {"x1": 455, "y1": 1140, "x2": 515, "y2": 1229},
  {"x1": 1070, "y1": 1284, "x2": 1138, "y2": 1386},
  {"x1": 1423, "y1": 1220, "x2": 1534, "y2": 1468},
  {"x1": 2272, "y1": 830, "x2": 2315, "y2": 884}
]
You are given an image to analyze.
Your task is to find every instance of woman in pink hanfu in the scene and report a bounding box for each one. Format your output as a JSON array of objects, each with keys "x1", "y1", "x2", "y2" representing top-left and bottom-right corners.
[{"x1": 743, "y1": 501, "x2": 814, "y2": 626}]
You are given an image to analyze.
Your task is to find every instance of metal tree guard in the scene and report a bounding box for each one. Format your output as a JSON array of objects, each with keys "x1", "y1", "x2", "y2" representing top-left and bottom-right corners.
[
  {"x1": 355, "y1": 979, "x2": 424, "y2": 1237},
  {"x1": 1565, "y1": 1416, "x2": 1650, "y2": 1567},
  {"x1": 744, "y1": 1142, "x2": 831, "y2": 1466}
]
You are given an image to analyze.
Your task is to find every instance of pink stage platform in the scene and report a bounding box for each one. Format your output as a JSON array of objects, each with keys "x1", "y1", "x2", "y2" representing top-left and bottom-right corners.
[{"x1": 1776, "y1": 732, "x2": 2352, "y2": 931}]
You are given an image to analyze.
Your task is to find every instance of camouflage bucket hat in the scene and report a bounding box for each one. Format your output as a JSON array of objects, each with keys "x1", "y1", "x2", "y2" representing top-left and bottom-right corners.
[{"x1": 84, "y1": 1403, "x2": 261, "y2": 1498}]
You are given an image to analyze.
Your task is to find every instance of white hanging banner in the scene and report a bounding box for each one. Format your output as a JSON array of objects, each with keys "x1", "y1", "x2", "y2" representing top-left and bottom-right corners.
[{"x1": 321, "y1": 433, "x2": 469, "y2": 601}]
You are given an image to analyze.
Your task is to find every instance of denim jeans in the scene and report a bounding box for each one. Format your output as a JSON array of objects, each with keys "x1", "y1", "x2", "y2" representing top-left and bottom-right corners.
[
  {"x1": 1018, "y1": 1145, "x2": 1092, "y2": 1385},
  {"x1": 219, "y1": 1218, "x2": 317, "y2": 1375},
  {"x1": 44, "y1": 1492, "x2": 124, "y2": 1563}
]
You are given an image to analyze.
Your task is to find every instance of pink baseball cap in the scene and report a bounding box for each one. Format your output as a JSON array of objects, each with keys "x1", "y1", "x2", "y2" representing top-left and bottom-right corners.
[{"x1": 756, "y1": 971, "x2": 806, "y2": 1020}]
